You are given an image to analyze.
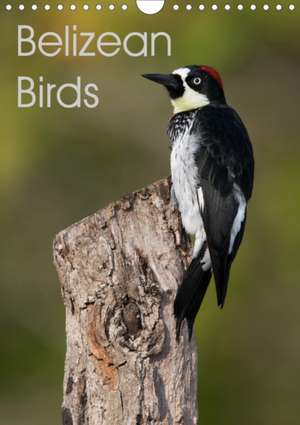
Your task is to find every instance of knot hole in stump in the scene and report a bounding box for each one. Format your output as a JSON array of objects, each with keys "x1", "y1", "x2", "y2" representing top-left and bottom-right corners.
[{"x1": 123, "y1": 299, "x2": 142, "y2": 335}]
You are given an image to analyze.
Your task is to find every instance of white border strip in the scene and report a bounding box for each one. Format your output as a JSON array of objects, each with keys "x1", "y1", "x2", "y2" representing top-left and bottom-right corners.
[{"x1": 2, "y1": 3, "x2": 297, "y2": 12}]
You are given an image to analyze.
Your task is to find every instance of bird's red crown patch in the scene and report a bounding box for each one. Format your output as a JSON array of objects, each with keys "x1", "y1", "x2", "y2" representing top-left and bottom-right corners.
[{"x1": 200, "y1": 65, "x2": 223, "y2": 89}]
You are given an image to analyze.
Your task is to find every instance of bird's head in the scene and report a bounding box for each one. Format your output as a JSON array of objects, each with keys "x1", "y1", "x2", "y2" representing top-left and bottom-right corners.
[{"x1": 143, "y1": 65, "x2": 226, "y2": 114}]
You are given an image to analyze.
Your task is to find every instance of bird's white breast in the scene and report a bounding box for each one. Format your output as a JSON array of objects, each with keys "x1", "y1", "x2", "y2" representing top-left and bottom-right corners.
[{"x1": 171, "y1": 130, "x2": 203, "y2": 236}]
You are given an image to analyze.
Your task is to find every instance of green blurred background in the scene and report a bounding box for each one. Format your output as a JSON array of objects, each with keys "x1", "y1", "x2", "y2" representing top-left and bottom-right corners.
[{"x1": 1, "y1": 2, "x2": 299, "y2": 424}]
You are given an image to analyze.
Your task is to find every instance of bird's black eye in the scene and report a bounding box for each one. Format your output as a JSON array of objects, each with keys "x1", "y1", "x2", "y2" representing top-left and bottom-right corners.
[{"x1": 193, "y1": 77, "x2": 202, "y2": 85}]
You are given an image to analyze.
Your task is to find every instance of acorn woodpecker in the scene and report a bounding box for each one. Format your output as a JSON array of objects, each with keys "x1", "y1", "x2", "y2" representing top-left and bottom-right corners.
[{"x1": 143, "y1": 65, "x2": 254, "y2": 341}]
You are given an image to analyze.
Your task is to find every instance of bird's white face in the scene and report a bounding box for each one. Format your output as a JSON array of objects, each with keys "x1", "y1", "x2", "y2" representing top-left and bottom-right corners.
[
  {"x1": 171, "y1": 68, "x2": 210, "y2": 114},
  {"x1": 143, "y1": 64, "x2": 225, "y2": 115}
]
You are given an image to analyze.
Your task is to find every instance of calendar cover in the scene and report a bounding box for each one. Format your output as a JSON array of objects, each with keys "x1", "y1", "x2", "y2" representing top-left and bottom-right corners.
[{"x1": 1, "y1": 2, "x2": 299, "y2": 425}]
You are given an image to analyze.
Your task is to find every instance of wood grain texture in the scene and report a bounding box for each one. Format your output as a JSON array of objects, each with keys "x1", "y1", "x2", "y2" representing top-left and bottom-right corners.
[{"x1": 53, "y1": 178, "x2": 198, "y2": 425}]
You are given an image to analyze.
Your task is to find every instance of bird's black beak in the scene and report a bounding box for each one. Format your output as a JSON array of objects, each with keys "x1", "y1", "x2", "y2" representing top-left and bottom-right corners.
[
  {"x1": 142, "y1": 73, "x2": 183, "y2": 98},
  {"x1": 142, "y1": 74, "x2": 180, "y2": 91}
]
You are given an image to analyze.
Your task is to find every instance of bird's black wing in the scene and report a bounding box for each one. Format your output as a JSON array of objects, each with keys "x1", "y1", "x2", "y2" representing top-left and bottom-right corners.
[{"x1": 191, "y1": 104, "x2": 254, "y2": 306}]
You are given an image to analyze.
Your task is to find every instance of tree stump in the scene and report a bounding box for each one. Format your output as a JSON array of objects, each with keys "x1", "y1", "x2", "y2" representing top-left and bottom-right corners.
[{"x1": 53, "y1": 178, "x2": 198, "y2": 425}]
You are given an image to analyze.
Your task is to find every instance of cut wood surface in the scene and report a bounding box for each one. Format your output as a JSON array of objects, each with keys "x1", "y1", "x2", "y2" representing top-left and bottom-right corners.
[{"x1": 53, "y1": 178, "x2": 198, "y2": 425}]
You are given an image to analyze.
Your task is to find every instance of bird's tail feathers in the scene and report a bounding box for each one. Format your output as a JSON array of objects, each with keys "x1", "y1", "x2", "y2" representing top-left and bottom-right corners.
[
  {"x1": 210, "y1": 249, "x2": 230, "y2": 308},
  {"x1": 210, "y1": 211, "x2": 247, "y2": 308},
  {"x1": 174, "y1": 257, "x2": 212, "y2": 341}
]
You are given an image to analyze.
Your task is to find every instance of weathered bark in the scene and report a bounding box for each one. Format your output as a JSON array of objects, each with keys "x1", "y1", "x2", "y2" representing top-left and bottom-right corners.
[{"x1": 53, "y1": 178, "x2": 198, "y2": 425}]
